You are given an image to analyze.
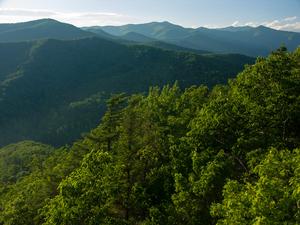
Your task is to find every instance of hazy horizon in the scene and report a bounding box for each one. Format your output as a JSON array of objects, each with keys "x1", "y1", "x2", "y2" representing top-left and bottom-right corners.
[
  {"x1": 1, "y1": 17, "x2": 300, "y2": 34},
  {"x1": 0, "y1": 0, "x2": 299, "y2": 32}
]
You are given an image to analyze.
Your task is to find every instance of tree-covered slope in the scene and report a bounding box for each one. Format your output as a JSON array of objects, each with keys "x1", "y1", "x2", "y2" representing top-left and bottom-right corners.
[
  {"x1": 97, "y1": 21, "x2": 300, "y2": 56},
  {"x1": 120, "y1": 31, "x2": 158, "y2": 42},
  {"x1": 0, "y1": 141, "x2": 54, "y2": 185},
  {"x1": 0, "y1": 41, "x2": 34, "y2": 81},
  {"x1": 134, "y1": 40, "x2": 210, "y2": 55},
  {"x1": 0, "y1": 37, "x2": 253, "y2": 147},
  {"x1": 0, "y1": 141, "x2": 65, "y2": 225}
]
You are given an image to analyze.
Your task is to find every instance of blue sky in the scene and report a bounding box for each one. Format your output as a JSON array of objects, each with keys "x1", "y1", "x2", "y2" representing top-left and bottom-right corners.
[{"x1": 0, "y1": 0, "x2": 299, "y2": 31}]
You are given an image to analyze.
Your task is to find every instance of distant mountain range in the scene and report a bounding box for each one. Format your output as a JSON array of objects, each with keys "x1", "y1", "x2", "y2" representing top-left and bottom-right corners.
[
  {"x1": 1, "y1": 19, "x2": 299, "y2": 56},
  {"x1": 0, "y1": 19, "x2": 209, "y2": 54},
  {"x1": 85, "y1": 21, "x2": 300, "y2": 56}
]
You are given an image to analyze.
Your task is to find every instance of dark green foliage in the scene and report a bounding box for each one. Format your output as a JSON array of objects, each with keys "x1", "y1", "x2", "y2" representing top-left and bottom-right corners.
[
  {"x1": 0, "y1": 48, "x2": 299, "y2": 225},
  {"x1": 0, "y1": 42, "x2": 33, "y2": 82},
  {"x1": 0, "y1": 141, "x2": 54, "y2": 184}
]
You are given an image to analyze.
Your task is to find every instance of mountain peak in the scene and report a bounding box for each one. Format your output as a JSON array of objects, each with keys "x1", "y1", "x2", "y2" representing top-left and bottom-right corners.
[
  {"x1": 21, "y1": 18, "x2": 60, "y2": 25},
  {"x1": 161, "y1": 21, "x2": 174, "y2": 25},
  {"x1": 256, "y1": 25, "x2": 273, "y2": 30},
  {"x1": 143, "y1": 21, "x2": 184, "y2": 29},
  {"x1": 33, "y1": 18, "x2": 58, "y2": 23},
  {"x1": 0, "y1": 18, "x2": 94, "y2": 42}
]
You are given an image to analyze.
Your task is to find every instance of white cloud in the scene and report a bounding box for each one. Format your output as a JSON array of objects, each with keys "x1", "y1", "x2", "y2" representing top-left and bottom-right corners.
[
  {"x1": 0, "y1": 8, "x2": 56, "y2": 17},
  {"x1": 231, "y1": 20, "x2": 239, "y2": 27},
  {"x1": 283, "y1": 16, "x2": 297, "y2": 22},
  {"x1": 230, "y1": 17, "x2": 300, "y2": 32},
  {"x1": 0, "y1": 8, "x2": 143, "y2": 26},
  {"x1": 200, "y1": 16, "x2": 300, "y2": 33},
  {"x1": 244, "y1": 22, "x2": 256, "y2": 27},
  {"x1": 260, "y1": 18, "x2": 300, "y2": 32},
  {"x1": 202, "y1": 24, "x2": 221, "y2": 29},
  {"x1": 263, "y1": 20, "x2": 280, "y2": 27},
  {"x1": 272, "y1": 22, "x2": 300, "y2": 32}
]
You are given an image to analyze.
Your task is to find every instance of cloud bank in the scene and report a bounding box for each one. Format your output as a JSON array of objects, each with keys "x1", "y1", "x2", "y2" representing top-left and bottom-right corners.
[
  {"x1": 0, "y1": 8, "x2": 142, "y2": 26},
  {"x1": 230, "y1": 16, "x2": 300, "y2": 32},
  {"x1": 263, "y1": 17, "x2": 300, "y2": 32}
]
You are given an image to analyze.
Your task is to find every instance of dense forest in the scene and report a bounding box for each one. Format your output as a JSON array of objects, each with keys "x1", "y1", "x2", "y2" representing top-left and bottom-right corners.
[
  {"x1": 0, "y1": 47, "x2": 299, "y2": 224},
  {"x1": 0, "y1": 37, "x2": 253, "y2": 147}
]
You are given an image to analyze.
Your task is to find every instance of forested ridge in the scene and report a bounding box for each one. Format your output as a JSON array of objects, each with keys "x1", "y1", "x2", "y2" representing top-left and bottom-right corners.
[
  {"x1": 0, "y1": 37, "x2": 253, "y2": 147},
  {"x1": 0, "y1": 47, "x2": 299, "y2": 224}
]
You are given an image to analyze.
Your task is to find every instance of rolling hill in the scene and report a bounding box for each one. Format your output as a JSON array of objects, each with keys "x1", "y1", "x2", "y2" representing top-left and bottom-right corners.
[{"x1": 0, "y1": 37, "x2": 254, "y2": 147}]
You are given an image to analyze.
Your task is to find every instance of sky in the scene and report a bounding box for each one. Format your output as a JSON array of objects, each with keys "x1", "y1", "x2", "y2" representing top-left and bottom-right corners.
[{"x1": 0, "y1": 0, "x2": 299, "y2": 31}]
